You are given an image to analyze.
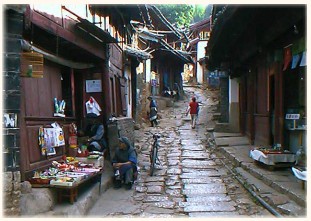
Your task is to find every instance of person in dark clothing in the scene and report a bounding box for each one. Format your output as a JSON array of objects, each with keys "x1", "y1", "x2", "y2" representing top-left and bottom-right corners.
[
  {"x1": 147, "y1": 96, "x2": 158, "y2": 127},
  {"x1": 112, "y1": 137, "x2": 137, "y2": 190},
  {"x1": 83, "y1": 113, "x2": 107, "y2": 152},
  {"x1": 173, "y1": 83, "x2": 180, "y2": 101}
]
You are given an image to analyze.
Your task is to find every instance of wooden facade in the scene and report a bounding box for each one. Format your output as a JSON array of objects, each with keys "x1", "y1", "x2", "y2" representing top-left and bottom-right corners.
[
  {"x1": 208, "y1": 6, "x2": 306, "y2": 148},
  {"x1": 5, "y1": 4, "x2": 192, "y2": 181},
  {"x1": 17, "y1": 6, "x2": 127, "y2": 180}
]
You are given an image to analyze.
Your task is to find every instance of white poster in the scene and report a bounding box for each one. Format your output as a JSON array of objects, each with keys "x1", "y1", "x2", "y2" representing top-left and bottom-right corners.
[
  {"x1": 86, "y1": 80, "x2": 102, "y2": 93},
  {"x1": 44, "y1": 128, "x2": 65, "y2": 148}
]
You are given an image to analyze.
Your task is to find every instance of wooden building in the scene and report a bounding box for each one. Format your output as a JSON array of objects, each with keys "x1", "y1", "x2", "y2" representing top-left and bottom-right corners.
[
  {"x1": 4, "y1": 4, "x2": 192, "y2": 182},
  {"x1": 18, "y1": 5, "x2": 114, "y2": 180},
  {"x1": 187, "y1": 18, "x2": 211, "y2": 84},
  {"x1": 4, "y1": 4, "x2": 152, "y2": 181},
  {"x1": 207, "y1": 5, "x2": 306, "y2": 151}
]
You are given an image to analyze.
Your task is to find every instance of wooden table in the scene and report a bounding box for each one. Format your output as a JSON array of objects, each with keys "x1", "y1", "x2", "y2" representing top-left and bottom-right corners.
[
  {"x1": 50, "y1": 169, "x2": 103, "y2": 204},
  {"x1": 250, "y1": 149, "x2": 296, "y2": 170}
]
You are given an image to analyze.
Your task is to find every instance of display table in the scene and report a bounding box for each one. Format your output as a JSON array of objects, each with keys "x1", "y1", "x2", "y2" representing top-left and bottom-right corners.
[
  {"x1": 250, "y1": 149, "x2": 296, "y2": 167},
  {"x1": 50, "y1": 168, "x2": 103, "y2": 204},
  {"x1": 29, "y1": 156, "x2": 104, "y2": 204}
]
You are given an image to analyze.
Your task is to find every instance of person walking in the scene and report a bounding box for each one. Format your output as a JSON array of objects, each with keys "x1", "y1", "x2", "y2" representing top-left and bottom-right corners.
[
  {"x1": 186, "y1": 96, "x2": 199, "y2": 129},
  {"x1": 147, "y1": 96, "x2": 158, "y2": 127}
]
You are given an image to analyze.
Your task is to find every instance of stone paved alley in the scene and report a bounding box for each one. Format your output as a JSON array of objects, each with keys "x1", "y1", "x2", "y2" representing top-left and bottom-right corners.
[{"x1": 87, "y1": 85, "x2": 273, "y2": 218}]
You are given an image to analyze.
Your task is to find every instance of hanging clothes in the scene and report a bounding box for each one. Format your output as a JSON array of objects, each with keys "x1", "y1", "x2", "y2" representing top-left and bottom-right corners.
[
  {"x1": 283, "y1": 46, "x2": 292, "y2": 71},
  {"x1": 85, "y1": 96, "x2": 102, "y2": 116}
]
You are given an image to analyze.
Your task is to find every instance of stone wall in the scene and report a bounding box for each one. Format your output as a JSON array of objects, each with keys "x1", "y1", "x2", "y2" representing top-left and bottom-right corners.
[
  {"x1": 3, "y1": 6, "x2": 25, "y2": 217},
  {"x1": 107, "y1": 117, "x2": 135, "y2": 160},
  {"x1": 219, "y1": 76, "x2": 229, "y2": 123},
  {"x1": 136, "y1": 71, "x2": 150, "y2": 124},
  {"x1": 3, "y1": 172, "x2": 21, "y2": 216},
  {"x1": 117, "y1": 117, "x2": 135, "y2": 145}
]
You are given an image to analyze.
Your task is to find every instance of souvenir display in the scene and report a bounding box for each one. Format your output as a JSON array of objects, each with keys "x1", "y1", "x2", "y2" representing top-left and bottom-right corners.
[{"x1": 29, "y1": 154, "x2": 103, "y2": 187}]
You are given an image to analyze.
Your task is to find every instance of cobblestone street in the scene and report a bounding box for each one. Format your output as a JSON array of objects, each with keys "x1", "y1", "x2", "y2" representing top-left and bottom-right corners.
[{"x1": 87, "y1": 85, "x2": 272, "y2": 217}]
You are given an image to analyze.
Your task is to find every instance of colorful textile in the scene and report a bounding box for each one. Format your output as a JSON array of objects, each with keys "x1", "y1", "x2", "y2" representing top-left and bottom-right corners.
[
  {"x1": 291, "y1": 54, "x2": 301, "y2": 69},
  {"x1": 283, "y1": 46, "x2": 292, "y2": 71},
  {"x1": 299, "y1": 51, "x2": 306, "y2": 66}
]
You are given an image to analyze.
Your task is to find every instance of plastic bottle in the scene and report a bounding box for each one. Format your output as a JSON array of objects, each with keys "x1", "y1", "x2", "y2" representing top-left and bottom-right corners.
[{"x1": 54, "y1": 98, "x2": 59, "y2": 113}]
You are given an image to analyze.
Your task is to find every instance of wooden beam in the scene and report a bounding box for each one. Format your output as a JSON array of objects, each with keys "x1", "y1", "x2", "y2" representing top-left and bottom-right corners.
[{"x1": 28, "y1": 9, "x2": 106, "y2": 60}]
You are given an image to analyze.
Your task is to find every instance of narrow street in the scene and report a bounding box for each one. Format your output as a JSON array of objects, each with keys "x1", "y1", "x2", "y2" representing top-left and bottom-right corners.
[
  {"x1": 87, "y1": 85, "x2": 272, "y2": 217},
  {"x1": 3, "y1": 5, "x2": 306, "y2": 218}
]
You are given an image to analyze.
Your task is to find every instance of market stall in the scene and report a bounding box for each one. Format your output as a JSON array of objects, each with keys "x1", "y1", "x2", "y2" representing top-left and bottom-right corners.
[
  {"x1": 29, "y1": 155, "x2": 104, "y2": 204},
  {"x1": 250, "y1": 147, "x2": 296, "y2": 169}
]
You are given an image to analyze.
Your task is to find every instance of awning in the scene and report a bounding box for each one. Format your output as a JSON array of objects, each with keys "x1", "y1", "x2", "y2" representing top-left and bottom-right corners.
[
  {"x1": 124, "y1": 46, "x2": 153, "y2": 60},
  {"x1": 159, "y1": 39, "x2": 193, "y2": 64},
  {"x1": 21, "y1": 40, "x2": 95, "y2": 69}
]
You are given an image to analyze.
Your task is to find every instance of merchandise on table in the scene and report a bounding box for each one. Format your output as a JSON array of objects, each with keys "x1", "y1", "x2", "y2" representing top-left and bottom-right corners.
[
  {"x1": 29, "y1": 156, "x2": 103, "y2": 187},
  {"x1": 249, "y1": 147, "x2": 296, "y2": 166},
  {"x1": 50, "y1": 177, "x2": 77, "y2": 186},
  {"x1": 58, "y1": 171, "x2": 87, "y2": 181}
]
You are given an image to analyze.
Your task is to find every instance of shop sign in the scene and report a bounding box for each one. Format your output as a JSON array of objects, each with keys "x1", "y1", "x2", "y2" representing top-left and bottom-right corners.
[
  {"x1": 285, "y1": 114, "x2": 300, "y2": 120},
  {"x1": 86, "y1": 80, "x2": 102, "y2": 93}
]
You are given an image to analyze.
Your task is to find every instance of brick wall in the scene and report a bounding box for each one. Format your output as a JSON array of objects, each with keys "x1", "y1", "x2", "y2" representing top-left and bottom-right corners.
[{"x1": 3, "y1": 6, "x2": 25, "y2": 217}]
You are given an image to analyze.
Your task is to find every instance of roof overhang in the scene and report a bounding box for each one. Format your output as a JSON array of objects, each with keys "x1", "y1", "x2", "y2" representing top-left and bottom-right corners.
[
  {"x1": 124, "y1": 46, "x2": 153, "y2": 60},
  {"x1": 208, "y1": 5, "x2": 306, "y2": 71},
  {"x1": 158, "y1": 39, "x2": 193, "y2": 64},
  {"x1": 76, "y1": 18, "x2": 118, "y2": 43}
]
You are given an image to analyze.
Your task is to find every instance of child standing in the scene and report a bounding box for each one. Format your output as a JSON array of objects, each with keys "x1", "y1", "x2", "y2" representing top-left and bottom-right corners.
[{"x1": 186, "y1": 97, "x2": 199, "y2": 129}]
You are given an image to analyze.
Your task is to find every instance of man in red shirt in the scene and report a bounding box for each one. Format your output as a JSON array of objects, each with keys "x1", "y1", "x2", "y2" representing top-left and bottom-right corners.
[{"x1": 186, "y1": 97, "x2": 199, "y2": 129}]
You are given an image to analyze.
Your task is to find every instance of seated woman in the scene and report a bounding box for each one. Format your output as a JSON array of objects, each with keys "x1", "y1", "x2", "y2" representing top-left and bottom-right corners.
[
  {"x1": 79, "y1": 113, "x2": 107, "y2": 152},
  {"x1": 112, "y1": 137, "x2": 137, "y2": 190}
]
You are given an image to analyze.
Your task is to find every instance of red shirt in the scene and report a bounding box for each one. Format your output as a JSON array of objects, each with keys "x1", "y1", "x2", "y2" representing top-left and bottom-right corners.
[{"x1": 189, "y1": 101, "x2": 199, "y2": 114}]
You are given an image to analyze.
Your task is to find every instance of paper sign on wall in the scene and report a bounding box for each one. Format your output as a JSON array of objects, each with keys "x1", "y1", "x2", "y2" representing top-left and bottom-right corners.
[{"x1": 86, "y1": 80, "x2": 102, "y2": 93}]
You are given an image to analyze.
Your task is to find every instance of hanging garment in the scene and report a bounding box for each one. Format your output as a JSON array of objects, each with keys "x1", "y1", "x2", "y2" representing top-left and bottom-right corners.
[
  {"x1": 86, "y1": 96, "x2": 102, "y2": 116},
  {"x1": 299, "y1": 51, "x2": 306, "y2": 66},
  {"x1": 283, "y1": 46, "x2": 292, "y2": 71}
]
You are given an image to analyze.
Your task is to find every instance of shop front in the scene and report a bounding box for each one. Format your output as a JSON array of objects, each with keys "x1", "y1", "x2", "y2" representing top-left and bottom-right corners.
[{"x1": 19, "y1": 6, "x2": 113, "y2": 181}]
